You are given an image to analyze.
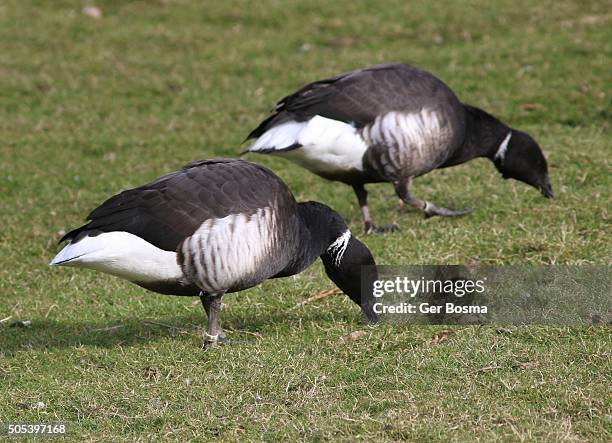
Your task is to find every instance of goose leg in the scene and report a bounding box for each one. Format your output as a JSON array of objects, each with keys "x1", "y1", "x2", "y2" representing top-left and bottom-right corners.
[
  {"x1": 394, "y1": 179, "x2": 472, "y2": 218},
  {"x1": 200, "y1": 292, "x2": 226, "y2": 347},
  {"x1": 352, "y1": 184, "x2": 399, "y2": 234}
]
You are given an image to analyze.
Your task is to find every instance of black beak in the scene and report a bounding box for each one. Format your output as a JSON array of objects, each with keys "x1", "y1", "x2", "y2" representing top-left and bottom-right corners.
[{"x1": 540, "y1": 181, "x2": 554, "y2": 199}]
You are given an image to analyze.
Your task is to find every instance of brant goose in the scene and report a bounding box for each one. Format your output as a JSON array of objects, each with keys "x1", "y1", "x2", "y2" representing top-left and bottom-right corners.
[
  {"x1": 246, "y1": 63, "x2": 553, "y2": 233},
  {"x1": 50, "y1": 159, "x2": 378, "y2": 345}
]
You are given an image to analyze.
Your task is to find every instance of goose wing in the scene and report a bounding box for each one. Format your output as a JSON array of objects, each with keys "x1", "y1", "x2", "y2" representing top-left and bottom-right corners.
[
  {"x1": 61, "y1": 159, "x2": 294, "y2": 252},
  {"x1": 247, "y1": 63, "x2": 460, "y2": 139}
]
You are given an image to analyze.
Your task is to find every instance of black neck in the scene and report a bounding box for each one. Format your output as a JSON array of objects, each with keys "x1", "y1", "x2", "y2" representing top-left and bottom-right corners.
[
  {"x1": 464, "y1": 105, "x2": 512, "y2": 159},
  {"x1": 274, "y1": 202, "x2": 346, "y2": 277},
  {"x1": 284, "y1": 201, "x2": 378, "y2": 322},
  {"x1": 443, "y1": 105, "x2": 511, "y2": 167}
]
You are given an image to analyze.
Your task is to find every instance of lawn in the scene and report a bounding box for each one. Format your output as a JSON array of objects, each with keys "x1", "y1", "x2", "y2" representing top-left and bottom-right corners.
[{"x1": 1, "y1": 0, "x2": 610, "y2": 440}]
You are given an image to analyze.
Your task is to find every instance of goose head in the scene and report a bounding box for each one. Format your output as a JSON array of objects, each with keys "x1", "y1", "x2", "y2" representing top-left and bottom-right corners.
[
  {"x1": 298, "y1": 201, "x2": 378, "y2": 322},
  {"x1": 494, "y1": 129, "x2": 553, "y2": 198}
]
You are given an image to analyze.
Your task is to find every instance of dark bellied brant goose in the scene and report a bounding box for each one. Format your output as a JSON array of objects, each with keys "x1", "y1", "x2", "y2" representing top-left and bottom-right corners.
[
  {"x1": 50, "y1": 159, "x2": 378, "y2": 346},
  {"x1": 245, "y1": 63, "x2": 553, "y2": 233}
]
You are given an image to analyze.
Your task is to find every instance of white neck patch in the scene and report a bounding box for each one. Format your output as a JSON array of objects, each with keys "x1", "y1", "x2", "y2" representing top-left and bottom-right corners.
[
  {"x1": 494, "y1": 131, "x2": 512, "y2": 163},
  {"x1": 327, "y1": 230, "x2": 351, "y2": 266}
]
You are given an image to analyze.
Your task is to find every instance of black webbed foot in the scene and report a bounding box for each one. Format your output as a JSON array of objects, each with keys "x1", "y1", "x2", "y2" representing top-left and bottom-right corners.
[
  {"x1": 202, "y1": 331, "x2": 227, "y2": 349},
  {"x1": 365, "y1": 223, "x2": 400, "y2": 234},
  {"x1": 423, "y1": 202, "x2": 472, "y2": 219}
]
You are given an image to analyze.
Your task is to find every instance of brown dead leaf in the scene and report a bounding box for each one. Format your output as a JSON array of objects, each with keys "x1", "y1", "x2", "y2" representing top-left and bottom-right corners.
[
  {"x1": 520, "y1": 103, "x2": 544, "y2": 111},
  {"x1": 328, "y1": 36, "x2": 358, "y2": 48},
  {"x1": 513, "y1": 361, "x2": 539, "y2": 370},
  {"x1": 476, "y1": 365, "x2": 501, "y2": 373},
  {"x1": 294, "y1": 288, "x2": 342, "y2": 308},
  {"x1": 144, "y1": 367, "x2": 158, "y2": 381},
  {"x1": 430, "y1": 330, "x2": 452, "y2": 345},
  {"x1": 339, "y1": 330, "x2": 365, "y2": 344}
]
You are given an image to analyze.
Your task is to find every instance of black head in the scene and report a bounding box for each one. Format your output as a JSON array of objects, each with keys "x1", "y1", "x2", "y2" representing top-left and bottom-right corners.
[
  {"x1": 297, "y1": 201, "x2": 349, "y2": 245},
  {"x1": 321, "y1": 234, "x2": 378, "y2": 323},
  {"x1": 493, "y1": 129, "x2": 553, "y2": 198},
  {"x1": 297, "y1": 201, "x2": 378, "y2": 322}
]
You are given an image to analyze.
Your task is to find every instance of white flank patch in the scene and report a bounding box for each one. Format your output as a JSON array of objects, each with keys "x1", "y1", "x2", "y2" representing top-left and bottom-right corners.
[
  {"x1": 362, "y1": 109, "x2": 450, "y2": 159},
  {"x1": 327, "y1": 230, "x2": 351, "y2": 266},
  {"x1": 494, "y1": 131, "x2": 512, "y2": 163},
  {"x1": 249, "y1": 115, "x2": 368, "y2": 174},
  {"x1": 182, "y1": 207, "x2": 277, "y2": 293},
  {"x1": 49, "y1": 231, "x2": 183, "y2": 283}
]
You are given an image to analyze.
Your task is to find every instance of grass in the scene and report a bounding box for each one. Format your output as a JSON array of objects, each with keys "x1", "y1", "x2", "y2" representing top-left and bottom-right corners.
[{"x1": 1, "y1": 0, "x2": 610, "y2": 440}]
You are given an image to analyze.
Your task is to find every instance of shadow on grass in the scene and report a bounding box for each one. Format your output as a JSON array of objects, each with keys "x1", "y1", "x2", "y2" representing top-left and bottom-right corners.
[{"x1": 0, "y1": 308, "x2": 335, "y2": 356}]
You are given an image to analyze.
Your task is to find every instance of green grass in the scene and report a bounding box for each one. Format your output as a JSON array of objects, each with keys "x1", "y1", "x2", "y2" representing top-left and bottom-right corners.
[{"x1": 1, "y1": 0, "x2": 610, "y2": 440}]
